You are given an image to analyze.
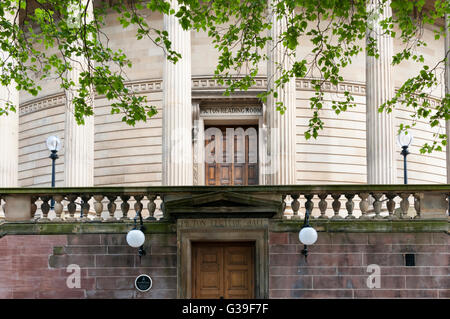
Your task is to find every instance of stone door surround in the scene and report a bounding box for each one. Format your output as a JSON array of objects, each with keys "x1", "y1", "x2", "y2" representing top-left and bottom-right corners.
[
  {"x1": 192, "y1": 100, "x2": 267, "y2": 186},
  {"x1": 177, "y1": 218, "x2": 269, "y2": 299}
]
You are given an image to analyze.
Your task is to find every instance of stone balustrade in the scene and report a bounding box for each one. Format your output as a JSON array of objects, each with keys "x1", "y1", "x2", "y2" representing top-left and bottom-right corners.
[{"x1": 0, "y1": 185, "x2": 448, "y2": 222}]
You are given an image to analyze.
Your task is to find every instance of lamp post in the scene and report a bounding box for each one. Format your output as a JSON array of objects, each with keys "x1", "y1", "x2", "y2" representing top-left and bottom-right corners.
[
  {"x1": 299, "y1": 209, "x2": 318, "y2": 262},
  {"x1": 46, "y1": 136, "x2": 61, "y2": 209},
  {"x1": 397, "y1": 131, "x2": 413, "y2": 184}
]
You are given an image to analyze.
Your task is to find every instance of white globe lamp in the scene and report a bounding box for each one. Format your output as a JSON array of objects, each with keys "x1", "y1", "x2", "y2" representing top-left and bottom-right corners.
[
  {"x1": 46, "y1": 135, "x2": 61, "y2": 152},
  {"x1": 299, "y1": 226, "x2": 318, "y2": 246},
  {"x1": 126, "y1": 229, "x2": 145, "y2": 248},
  {"x1": 397, "y1": 131, "x2": 413, "y2": 148}
]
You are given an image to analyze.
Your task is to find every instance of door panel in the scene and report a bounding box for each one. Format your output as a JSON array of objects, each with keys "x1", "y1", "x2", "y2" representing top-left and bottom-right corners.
[
  {"x1": 192, "y1": 242, "x2": 254, "y2": 299},
  {"x1": 205, "y1": 125, "x2": 258, "y2": 186},
  {"x1": 193, "y1": 246, "x2": 223, "y2": 299},
  {"x1": 224, "y1": 246, "x2": 254, "y2": 299}
]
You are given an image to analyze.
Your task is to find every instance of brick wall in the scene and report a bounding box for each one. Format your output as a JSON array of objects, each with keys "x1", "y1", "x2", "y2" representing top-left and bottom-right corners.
[
  {"x1": 269, "y1": 232, "x2": 449, "y2": 298},
  {"x1": 0, "y1": 233, "x2": 177, "y2": 299},
  {"x1": 1, "y1": 231, "x2": 448, "y2": 299}
]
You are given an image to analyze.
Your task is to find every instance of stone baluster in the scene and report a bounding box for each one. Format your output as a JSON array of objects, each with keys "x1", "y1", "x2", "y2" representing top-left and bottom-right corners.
[
  {"x1": 93, "y1": 195, "x2": 104, "y2": 221},
  {"x1": 331, "y1": 194, "x2": 342, "y2": 219},
  {"x1": 359, "y1": 193, "x2": 370, "y2": 219},
  {"x1": 107, "y1": 195, "x2": 117, "y2": 221},
  {"x1": 345, "y1": 194, "x2": 355, "y2": 219},
  {"x1": 281, "y1": 194, "x2": 287, "y2": 217},
  {"x1": 30, "y1": 197, "x2": 38, "y2": 220},
  {"x1": 147, "y1": 194, "x2": 157, "y2": 221},
  {"x1": 159, "y1": 196, "x2": 165, "y2": 220},
  {"x1": 399, "y1": 193, "x2": 410, "y2": 219},
  {"x1": 447, "y1": 194, "x2": 449, "y2": 217},
  {"x1": 66, "y1": 195, "x2": 77, "y2": 221},
  {"x1": 80, "y1": 195, "x2": 91, "y2": 220},
  {"x1": 53, "y1": 195, "x2": 64, "y2": 221},
  {"x1": 413, "y1": 193, "x2": 421, "y2": 219},
  {"x1": 40, "y1": 196, "x2": 51, "y2": 221},
  {"x1": 304, "y1": 194, "x2": 314, "y2": 218},
  {"x1": 283, "y1": 195, "x2": 294, "y2": 218},
  {"x1": 366, "y1": 0, "x2": 396, "y2": 184},
  {"x1": 446, "y1": 194, "x2": 450, "y2": 216},
  {"x1": 154, "y1": 195, "x2": 164, "y2": 219},
  {"x1": 0, "y1": 197, "x2": 4, "y2": 220},
  {"x1": 372, "y1": 193, "x2": 383, "y2": 219},
  {"x1": 162, "y1": 0, "x2": 193, "y2": 186},
  {"x1": 120, "y1": 195, "x2": 130, "y2": 220},
  {"x1": 386, "y1": 193, "x2": 396, "y2": 219},
  {"x1": 134, "y1": 195, "x2": 144, "y2": 217},
  {"x1": 290, "y1": 194, "x2": 300, "y2": 219},
  {"x1": 318, "y1": 193, "x2": 328, "y2": 219}
]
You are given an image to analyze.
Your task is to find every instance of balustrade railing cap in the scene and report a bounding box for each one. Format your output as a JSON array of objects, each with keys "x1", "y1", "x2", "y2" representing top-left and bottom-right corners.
[{"x1": 0, "y1": 184, "x2": 449, "y2": 195}]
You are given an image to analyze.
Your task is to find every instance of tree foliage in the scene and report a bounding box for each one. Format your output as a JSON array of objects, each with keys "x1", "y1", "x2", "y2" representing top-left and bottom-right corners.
[{"x1": 0, "y1": 0, "x2": 449, "y2": 153}]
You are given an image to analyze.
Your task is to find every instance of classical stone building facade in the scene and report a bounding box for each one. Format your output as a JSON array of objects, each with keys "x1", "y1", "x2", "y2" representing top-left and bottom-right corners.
[
  {"x1": 0, "y1": 1, "x2": 448, "y2": 299},
  {"x1": 0, "y1": 1, "x2": 447, "y2": 189}
]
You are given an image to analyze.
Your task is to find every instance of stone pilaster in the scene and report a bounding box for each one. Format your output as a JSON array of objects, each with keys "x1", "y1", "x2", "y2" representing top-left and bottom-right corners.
[
  {"x1": 365, "y1": 0, "x2": 396, "y2": 184},
  {"x1": 162, "y1": 0, "x2": 193, "y2": 186},
  {"x1": 445, "y1": 14, "x2": 450, "y2": 183},
  {"x1": 266, "y1": 0, "x2": 296, "y2": 185},
  {"x1": 64, "y1": 0, "x2": 94, "y2": 187},
  {"x1": 0, "y1": 92, "x2": 19, "y2": 188},
  {"x1": 0, "y1": 8, "x2": 19, "y2": 187}
]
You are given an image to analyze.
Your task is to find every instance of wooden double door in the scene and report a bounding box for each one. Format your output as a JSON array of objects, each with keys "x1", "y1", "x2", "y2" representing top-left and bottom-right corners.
[
  {"x1": 192, "y1": 242, "x2": 255, "y2": 299},
  {"x1": 205, "y1": 125, "x2": 258, "y2": 186}
]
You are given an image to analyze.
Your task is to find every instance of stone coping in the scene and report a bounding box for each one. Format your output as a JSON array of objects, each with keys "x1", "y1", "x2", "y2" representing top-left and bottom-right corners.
[
  {"x1": 271, "y1": 219, "x2": 449, "y2": 233},
  {"x1": 1, "y1": 184, "x2": 450, "y2": 195},
  {"x1": 0, "y1": 219, "x2": 447, "y2": 237},
  {"x1": 0, "y1": 220, "x2": 176, "y2": 237}
]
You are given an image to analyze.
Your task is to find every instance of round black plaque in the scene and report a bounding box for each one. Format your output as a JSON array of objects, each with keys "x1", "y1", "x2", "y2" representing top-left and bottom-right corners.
[{"x1": 135, "y1": 274, "x2": 152, "y2": 292}]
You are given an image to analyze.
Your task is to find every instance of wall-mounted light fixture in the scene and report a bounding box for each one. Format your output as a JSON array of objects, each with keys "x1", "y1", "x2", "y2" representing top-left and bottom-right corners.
[
  {"x1": 299, "y1": 209, "x2": 318, "y2": 262},
  {"x1": 126, "y1": 209, "x2": 146, "y2": 257},
  {"x1": 397, "y1": 131, "x2": 413, "y2": 184}
]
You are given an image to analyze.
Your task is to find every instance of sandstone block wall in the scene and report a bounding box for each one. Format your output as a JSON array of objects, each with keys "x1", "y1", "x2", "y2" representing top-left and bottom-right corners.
[
  {"x1": 0, "y1": 234, "x2": 177, "y2": 299},
  {"x1": 0, "y1": 231, "x2": 447, "y2": 299},
  {"x1": 269, "y1": 231, "x2": 449, "y2": 298}
]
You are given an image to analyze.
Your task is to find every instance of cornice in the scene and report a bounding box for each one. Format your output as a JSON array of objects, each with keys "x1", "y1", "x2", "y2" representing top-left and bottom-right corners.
[{"x1": 18, "y1": 76, "x2": 443, "y2": 116}]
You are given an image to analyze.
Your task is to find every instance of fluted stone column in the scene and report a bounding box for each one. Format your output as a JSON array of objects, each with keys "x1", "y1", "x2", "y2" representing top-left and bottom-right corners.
[
  {"x1": 0, "y1": 8, "x2": 19, "y2": 187},
  {"x1": 0, "y1": 109, "x2": 18, "y2": 187},
  {"x1": 266, "y1": 1, "x2": 296, "y2": 185},
  {"x1": 64, "y1": 0, "x2": 94, "y2": 187},
  {"x1": 445, "y1": 14, "x2": 450, "y2": 183},
  {"x1": 365, "y1": 0, "x2": 396, "y2": 184},
  {"x1": 162, "y1": 0, "x2": 193, "y2": 186}
]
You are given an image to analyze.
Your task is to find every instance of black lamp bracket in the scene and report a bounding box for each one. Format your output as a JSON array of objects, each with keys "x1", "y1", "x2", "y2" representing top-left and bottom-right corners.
[
  {"x1": 133, "y1": 209, "x2": 146, "y2": 258},
  {"x1": 301, "y1": 209, "x2": 311, "y2": 262}
]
